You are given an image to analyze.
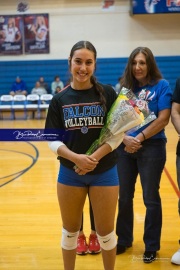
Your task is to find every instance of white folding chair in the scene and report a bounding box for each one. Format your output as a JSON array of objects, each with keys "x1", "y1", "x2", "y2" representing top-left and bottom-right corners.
[
  {"x1": 26, "y1": 94, "x2": 40, "y2": 119},
  {"x1": 0, "y1": 95, "x2": 14, "y2": 120},
  {"x1": 12, "y1": 95, "x2": 27, "y2": 120},
  {"x1": 39, "y1": 94, "x2": 53, "y2": 118}
]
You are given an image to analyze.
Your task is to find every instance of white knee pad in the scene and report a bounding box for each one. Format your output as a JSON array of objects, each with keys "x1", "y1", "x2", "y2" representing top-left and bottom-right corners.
[
  {"x1": 97, "y1": 231, "x2": 117, "y2": 251},
  {"x1": 61, "y1": 228, "x2": 79, "y2": 250}
]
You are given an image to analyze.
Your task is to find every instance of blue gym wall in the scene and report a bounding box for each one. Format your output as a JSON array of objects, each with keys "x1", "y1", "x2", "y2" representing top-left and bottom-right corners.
[{"x1": 0, "y1": 55, "x2": 179, "y2": 95}]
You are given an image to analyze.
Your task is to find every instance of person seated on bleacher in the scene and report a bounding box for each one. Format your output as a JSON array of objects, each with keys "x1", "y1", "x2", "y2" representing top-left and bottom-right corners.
[
  {"x1": 31, "y1": 81, "x2": 47, "y2": 96},
  {"x1": 10, "y1": 76, "x2": 27, "y2": 96},
  {"x1": 39, "y1": 76, "x2": 50, "y2": 93},
  {"x1": 51, "y1": 75, "x2": 64, "y2": 95},
  {"x1": 29, "y1": 81, "x2": 47, "y2": 119},
  {"x1": 55, "y1": 86, "x2": 61, "y2": 94}
]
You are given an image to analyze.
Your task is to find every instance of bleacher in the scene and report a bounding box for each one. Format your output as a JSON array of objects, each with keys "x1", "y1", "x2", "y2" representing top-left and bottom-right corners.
[
  {"x1": 0, "y1": 59, "x2": 69, "y2": 96},
  {"x1": 0, "y1": 56, "x2": 179, "y2": 96},
  {"x1": 0, "y1": 55, "x2": 179, "y2": 119},
  {"x1": 0, "y1": 94, "x2": 53, "y2": 120}
]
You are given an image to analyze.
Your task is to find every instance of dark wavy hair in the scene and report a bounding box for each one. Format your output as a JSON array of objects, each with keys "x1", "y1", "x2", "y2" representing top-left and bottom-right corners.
[
  {"x1": 120, "y1": 47, "x2": 162, "y2": 91},
  {"x1": 69, "y1": 40, "x2": 106, "y2": 111}
]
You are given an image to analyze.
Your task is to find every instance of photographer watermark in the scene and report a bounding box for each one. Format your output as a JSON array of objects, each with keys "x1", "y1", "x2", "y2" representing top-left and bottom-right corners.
[
  {"x1": 0, "y1": 128, "x2": 64, "y2": 141},
  {"x1": 130, "y1": 255, "x2": 170, "y2": 262}
]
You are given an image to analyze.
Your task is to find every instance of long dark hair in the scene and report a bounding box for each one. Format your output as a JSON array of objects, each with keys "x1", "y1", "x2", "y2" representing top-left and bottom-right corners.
[
  {"x1": 120, "y1": 47, "x2": 162, "y2": 91},
  {"x1": 69, "y1": 40, "x2": 106, "y2": 111}
]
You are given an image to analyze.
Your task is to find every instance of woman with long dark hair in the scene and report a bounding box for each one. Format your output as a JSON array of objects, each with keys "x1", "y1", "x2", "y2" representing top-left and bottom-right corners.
[
  {"x1": 45, "y1": 40, "x2": 121, "y2": 270},
  {"x1": 116, "y1": 47, "x2": 172, "y2": 263}
]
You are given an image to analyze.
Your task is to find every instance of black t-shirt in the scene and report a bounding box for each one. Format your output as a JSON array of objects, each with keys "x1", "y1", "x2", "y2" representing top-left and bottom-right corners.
[
  {"x1": 172, "y1": 78, "x2": 180, "y2": 103},
  {"x1": 177, "y1": 141, "x2": 180, "y2": 157},
  {"x1": 45, "y1": 84, "x2": 118, "y2": 173},
  {"x1": 172, "y1": 78, "x2": 180, "y2": 156}
]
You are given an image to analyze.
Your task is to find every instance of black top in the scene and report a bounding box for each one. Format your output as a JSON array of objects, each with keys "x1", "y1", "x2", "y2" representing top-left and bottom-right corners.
[
  {"x1": 45, "y1": 84, "x2": 118, "y2": 173},
  {"x1": 172, "y1": 78, "x2": 180, "y2": 103}
]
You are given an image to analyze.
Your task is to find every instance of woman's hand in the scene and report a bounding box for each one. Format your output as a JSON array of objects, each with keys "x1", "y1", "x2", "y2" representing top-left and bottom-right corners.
[
  {"x1": 123, "y1": 135, "x2": 142, "y2": 153},
  {"x1": 74, "y1": 155, "x2": 99, "y2": 175}
]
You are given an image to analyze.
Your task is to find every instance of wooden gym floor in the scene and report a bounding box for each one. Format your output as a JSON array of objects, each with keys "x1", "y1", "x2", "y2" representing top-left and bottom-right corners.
[{"x1": 0, "y1": 119, "x2": 179, "y2": 270}]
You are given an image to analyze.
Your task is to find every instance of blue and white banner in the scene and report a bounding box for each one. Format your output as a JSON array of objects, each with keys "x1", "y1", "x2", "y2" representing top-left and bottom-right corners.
[{"x1": 131, "y1": 0, "x2": 180, "y2": 14}]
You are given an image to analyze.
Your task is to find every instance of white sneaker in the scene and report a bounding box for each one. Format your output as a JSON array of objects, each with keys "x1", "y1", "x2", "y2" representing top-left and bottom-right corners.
[{"x1": 171, "y1": 249, "x2": 180, "y2": 265}]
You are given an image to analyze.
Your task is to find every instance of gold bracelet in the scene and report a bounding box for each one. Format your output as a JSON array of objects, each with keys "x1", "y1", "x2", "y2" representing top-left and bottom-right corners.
[{"x1": 141, "y1": 131, "x2": 146, "y2": 140}]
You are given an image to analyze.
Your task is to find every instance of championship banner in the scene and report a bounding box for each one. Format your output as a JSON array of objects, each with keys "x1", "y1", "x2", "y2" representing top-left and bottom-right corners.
[
  {"x1": 131, "y1": 0, "x2": 180, "y2": 14},
  {"x1": 0, "y1": 15, "x2": 23, "y2": 55},
  {"x1": 24, "y1": 13, "x2": 49, "y2": 54}
]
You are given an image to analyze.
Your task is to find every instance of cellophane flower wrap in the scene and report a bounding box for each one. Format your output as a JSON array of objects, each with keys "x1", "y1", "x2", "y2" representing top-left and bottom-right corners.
[
  {"x1": 123, "y1": 87, "x2": 156, "y2": 134},
  {"x1": 86, "y1": 87, "x2": 156, "y2": 155}
]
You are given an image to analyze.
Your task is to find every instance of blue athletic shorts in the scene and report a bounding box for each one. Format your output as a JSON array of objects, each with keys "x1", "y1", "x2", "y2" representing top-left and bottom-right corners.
[{"x1": 57, "y1": 164, "x2": 119, "y2": 187}]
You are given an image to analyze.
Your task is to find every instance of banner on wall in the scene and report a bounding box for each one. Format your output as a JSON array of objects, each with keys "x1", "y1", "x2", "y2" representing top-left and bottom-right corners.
[
  {"x1": 0, "y1": 15, "x2": 23, "y2": 55},
  {"x1": 102, "y1": 0, "x2": 115, "y2": 10},
  {"x1": 24, "y1": 13, "x2": 49, "y2": 54},
  {"x1": 131, "y1": 0, "x2": 180, "y2": 14}
]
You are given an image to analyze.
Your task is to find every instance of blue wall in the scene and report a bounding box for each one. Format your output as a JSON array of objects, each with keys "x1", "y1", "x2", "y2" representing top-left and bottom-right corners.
[{"x1": 0, "y1": 56, "x2": 179, "y2": 95}]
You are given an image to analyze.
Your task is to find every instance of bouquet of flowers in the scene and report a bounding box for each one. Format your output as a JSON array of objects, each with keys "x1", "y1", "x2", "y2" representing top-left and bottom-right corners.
[
  {"x1": 86, "y1": 87, "x2": 156, "y2": 155},
  {"x1": 121, "y1": 87, "x2": 156, "y2": 134}
]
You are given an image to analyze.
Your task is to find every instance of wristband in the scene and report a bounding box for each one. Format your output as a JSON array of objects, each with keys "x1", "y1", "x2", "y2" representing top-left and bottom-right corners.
[{"x1": 141, "y1": 131, "x2": 146, "y2": 140}]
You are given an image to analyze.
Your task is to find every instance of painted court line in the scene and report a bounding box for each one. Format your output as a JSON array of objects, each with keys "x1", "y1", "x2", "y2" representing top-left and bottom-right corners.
[{"x1": 164, "y1": 166, "x2": 180, "y2": 199}]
